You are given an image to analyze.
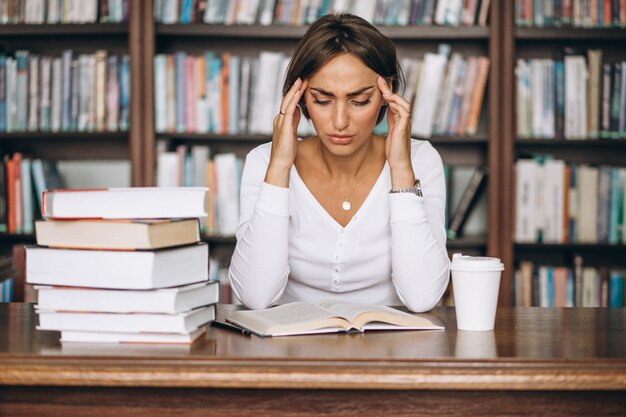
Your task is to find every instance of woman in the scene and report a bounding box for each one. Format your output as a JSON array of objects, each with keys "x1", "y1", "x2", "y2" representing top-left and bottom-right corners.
[{"x1": 229, "y1": 14, "x2": 449, "y2": 312}]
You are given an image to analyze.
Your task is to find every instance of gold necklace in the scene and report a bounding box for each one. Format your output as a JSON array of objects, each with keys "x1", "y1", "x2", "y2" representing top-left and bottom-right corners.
[{"x1": 321, "y1": 145, "x2": 374, "y2": 212}]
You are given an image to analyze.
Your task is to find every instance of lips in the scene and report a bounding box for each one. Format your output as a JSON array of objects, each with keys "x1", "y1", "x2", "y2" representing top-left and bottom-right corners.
[{"x1": 327, "y1": 134, "x2": 355, "y2": 144}]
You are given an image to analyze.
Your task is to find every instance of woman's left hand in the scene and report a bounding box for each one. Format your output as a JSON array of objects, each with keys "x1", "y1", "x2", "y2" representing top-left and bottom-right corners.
[{"x1": 377, "y1": 76, "x2": 415, "y2": 188}]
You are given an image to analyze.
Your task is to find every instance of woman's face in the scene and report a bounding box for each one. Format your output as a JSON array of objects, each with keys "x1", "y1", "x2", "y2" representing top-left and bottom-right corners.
[{"x1": 304, "y1": 53, "x2": 385, "y2": 156}]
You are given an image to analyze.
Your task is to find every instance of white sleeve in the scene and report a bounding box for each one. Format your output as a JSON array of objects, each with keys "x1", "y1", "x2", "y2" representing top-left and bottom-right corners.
[
  {"x1": 228, "y1": 146, "x2": 290, "y2": 309},
  {"x1": 389, "y1": 141, "x2": 450, "y2": 312}
]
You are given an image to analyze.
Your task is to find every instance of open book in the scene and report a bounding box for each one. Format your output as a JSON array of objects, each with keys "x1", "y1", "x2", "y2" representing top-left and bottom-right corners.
[{"x1": 225, "y1": 301, "x2": 444, "y2": 337}]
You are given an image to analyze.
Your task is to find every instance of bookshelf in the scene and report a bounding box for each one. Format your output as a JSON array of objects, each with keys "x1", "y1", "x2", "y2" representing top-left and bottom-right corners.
[
  {"x1": 0, "y1": 1, "x2": 146, "y2": 249},
  {"x1": 500, "y1": 1, "x2": 626, "y2": 306},
  {"x1": 143, "y1": 0, "x2": 502, "y2": 271},
  {"x1": 24, "y1": 1, "x2": 626, "y2": 307}
]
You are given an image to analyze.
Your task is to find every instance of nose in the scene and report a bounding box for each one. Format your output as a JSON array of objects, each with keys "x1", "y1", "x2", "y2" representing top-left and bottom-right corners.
[{"x1": 332, "y1": 102, "x2": 350, "y2": 131}]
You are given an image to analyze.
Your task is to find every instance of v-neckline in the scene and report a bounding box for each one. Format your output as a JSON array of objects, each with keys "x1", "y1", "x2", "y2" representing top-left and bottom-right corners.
[{"x1": 291, "y1": 163, "x2": 389, "y2": 231}]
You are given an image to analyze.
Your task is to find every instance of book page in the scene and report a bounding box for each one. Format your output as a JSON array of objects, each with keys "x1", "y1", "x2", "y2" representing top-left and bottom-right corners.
[
  {"x1": 317, "y1": 300, "x2": 442, "y2": 330},
  {"x1": 226, "y1": 302, "x2": 350, "y2": 336}
]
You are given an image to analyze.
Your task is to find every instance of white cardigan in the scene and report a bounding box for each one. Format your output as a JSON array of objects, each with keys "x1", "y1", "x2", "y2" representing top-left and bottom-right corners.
[{"x1": 228, "y1": 139, "x2": 450, "y2": 312}]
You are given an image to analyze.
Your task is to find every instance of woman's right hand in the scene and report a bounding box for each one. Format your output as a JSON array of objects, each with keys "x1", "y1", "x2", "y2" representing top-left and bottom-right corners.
[{"x1": 265, "y1": 78, "x2": 308, "y2": 188}]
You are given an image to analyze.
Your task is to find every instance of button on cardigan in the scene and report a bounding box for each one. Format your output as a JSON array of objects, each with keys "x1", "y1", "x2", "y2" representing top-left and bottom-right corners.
[{"x1": 228, "y1": 139, "x2": 450, "y2": 312}]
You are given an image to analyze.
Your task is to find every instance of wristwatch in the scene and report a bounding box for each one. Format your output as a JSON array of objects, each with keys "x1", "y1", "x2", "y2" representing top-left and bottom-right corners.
[{"x1": 389, "y1": 179, "x2": 423, "y2": 197}]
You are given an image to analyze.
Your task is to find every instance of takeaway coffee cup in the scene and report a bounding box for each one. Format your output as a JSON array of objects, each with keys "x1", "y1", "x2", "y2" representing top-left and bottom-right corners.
[{"x1": 450, "y1": 253, "x2": 504, "y2": 331}]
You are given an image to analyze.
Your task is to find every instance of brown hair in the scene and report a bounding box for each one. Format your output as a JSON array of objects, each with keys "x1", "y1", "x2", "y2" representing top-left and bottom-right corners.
[{"x1": 283, "y1": 14, "x2": 404, "y2": 124}]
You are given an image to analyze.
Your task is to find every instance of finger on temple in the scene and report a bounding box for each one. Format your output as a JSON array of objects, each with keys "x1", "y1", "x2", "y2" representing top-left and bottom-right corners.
[{"x1": 281, "y1": 78, "x2": 303, "y2": 111}]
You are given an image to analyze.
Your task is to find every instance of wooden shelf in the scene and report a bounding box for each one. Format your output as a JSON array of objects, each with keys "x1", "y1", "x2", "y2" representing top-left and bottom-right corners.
[
  {"x1": 0, "y1": 132, "x2": 130, "y2": 160},
  {"x1": 0, "y1": 132, "x2": 129, "y2": 141},
  {"x1": 515, "y1": 139, "x2": 626, "y2": 165},
  {"x1": 156, "y1": 23, "x2": 489, "y2": 40},
  {"x1": 516, "y1": 27, "x2": 626, "y2": 40},
  {"x1": 447, "y1": 236, "x2": 488, "y2": 250},
  {"x1": 516, "y1": 138, "x2": 626, "y2": 147},
  {"x1": 160, "y1": 133, "x2": 488, "y2": 144},
  {"x1": 0, "y1": 233, "x2": 36, "y2": 244},
  {"x1": 0, "y1": 23, "x2": 128, "y2": 36},
  {"x1": 516, "y1": 243, "x2": 626, "y2": 251},
  {"x1": 204, "y1": 235, "x2": 236, "y2": 244}
]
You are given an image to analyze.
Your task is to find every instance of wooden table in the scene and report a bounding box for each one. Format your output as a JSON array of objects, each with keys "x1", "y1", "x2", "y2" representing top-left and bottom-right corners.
[{"x1": 1, "y1": 304, "x2": 625, "y2": 416}]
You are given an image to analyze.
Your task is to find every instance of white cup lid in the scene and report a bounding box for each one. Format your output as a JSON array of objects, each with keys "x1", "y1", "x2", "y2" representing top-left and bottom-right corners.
[{"x1": 450, "y1": 253, "x2": 504, "y2": 272}]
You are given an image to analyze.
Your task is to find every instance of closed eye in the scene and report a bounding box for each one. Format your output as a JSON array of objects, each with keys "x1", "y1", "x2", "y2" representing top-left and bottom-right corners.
[
  {"x1": 352, "y1": 99, "x2": 371, "y2": 106},
  {"x1": 313, "y1": 98, "x2": 331, "y2": 106}
]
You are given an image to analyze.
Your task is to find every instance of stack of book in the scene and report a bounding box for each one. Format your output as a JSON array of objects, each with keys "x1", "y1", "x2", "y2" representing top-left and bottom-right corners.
[{"x1": 25, "y1": 187, "x2": 218, "y2": 344}]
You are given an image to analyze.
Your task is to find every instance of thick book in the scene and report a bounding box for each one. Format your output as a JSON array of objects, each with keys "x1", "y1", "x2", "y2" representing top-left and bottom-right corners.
[
  {"x1": 35, "y1": 281, "x2": 218, "y2": 314},
  {"x1": 41, "y1": 187, "x2": 208, "y2": 219},
  {"x1": 37, "y1": 304, "x2": 216, "y2": 333},
  {"x1": 25, "y1": 243, "x2": 209, "y2": 289},
  {"x1": 60, "y1": 326, "x2": 207, "y2": 345},
  {"x1": 35, "y1": 218, "x2": 201, "y2": 250},
  {"x1": 226, "y1": 301, "x2": 444, "y2": 337}
]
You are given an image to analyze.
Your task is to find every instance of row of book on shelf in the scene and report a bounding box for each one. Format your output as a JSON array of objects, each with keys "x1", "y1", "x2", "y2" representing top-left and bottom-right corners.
[
  {"x1": 155, "y1": 0, "x2": 491, "y2": 27},
  {"x1": 1, "y1": 154, "x2": 64, "y2": 235},
  {"x1": 0, "y1": 0, "x2": 128, "y2": 24},
  {"x1": 515, "y1": 156, "x2": 626, "y2": 244},
  {"x1": 155, "y1": 141, "x2": 488, "y2": 239},
  {"x1": 0, "y1": 50, "x2": 130, "y2": 133},
  {"x1": 516, "y1": 50, "x2": 626, "y2": 139},
  {"x1": 26, "y1": 187, "x2": 217, "y2": 344},
  {"x1": 154, "y1": 44, "x2": 489, "y2": 138},
  {"x1": 514, "y1": 256, "x2": 625, "y2": 308},
  {"x1": 515, "y1": 0, "x2": 626, "y2": 28}
]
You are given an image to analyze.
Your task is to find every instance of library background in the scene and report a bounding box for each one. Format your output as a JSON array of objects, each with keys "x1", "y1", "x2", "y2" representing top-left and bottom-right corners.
[{"x1": 0, "y1": 0, "x2": 625, "y2": 309}]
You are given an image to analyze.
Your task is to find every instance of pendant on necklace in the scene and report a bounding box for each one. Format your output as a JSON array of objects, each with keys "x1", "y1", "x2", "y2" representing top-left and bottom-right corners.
[{"x1": 342, "y1": 199, "x2": 352, "y2": 211}]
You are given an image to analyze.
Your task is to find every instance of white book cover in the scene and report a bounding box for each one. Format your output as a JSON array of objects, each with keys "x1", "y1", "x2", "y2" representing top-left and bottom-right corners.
[
  {"x1": 157, "y1": 150, "x2": 179, "y2": 188},
  {"x1": 565, "y1": 55, "x2": 588, "y2": 139},
  {"x1": 154, "y1": 55, "x2": 168, "y2": 133},
  {"x1": 215, "y1": 153, "x2": 241, "y2": 235},
  {"x1": 543, "y1": 159, "x2": 565, "y2": 243},
  {"x1": 60, "y1": 326, "x2": 207, "y2": 344},
  {"x1": 50, "y1": 57, "x2": 62, "y2": 132},
  {"x1": 411, "y1": 51, "x2": 447, "y2": 138},
  {"x1": 36, "y1": 281, "x2": 219, "y2": 314},
  {"x1": 515, "y1": 159, "x2": 538, "y2": 243},
  {"x1": 250, "y1": 51, "x2": 285, "y2": 135},
  {"x1": 37, "y1": 305, "x2": 216, "y2": 334},
  {"x1": 542, "y1": 59, "x2": 555, "y2": 138},
  {"x1": 25, "y1": 0, "x2": 44, "y2": 23},
  {"x1": 163, "y1": 0, "x2": 179, "y2": 23},
  {"x1": 191, "y1": 145, "x2": 210, "y2": 187},
  {"x1": 577, "y1": 165, "x2": 599, "y2": 243},
  {"x1": 434, "y1": 53, "x2": 462, "y2": 135},
  {"x1": 434, "y1": 0, "x2": 449, "y2": 25},
  {"x1": 445, "y1": 0, "x2": 463, "y2": 26},
  {"x1": 195, "y1": 56, "x2": 208, "y2": 133},
  {"x1": 530, "y1": 59, "x2": 545, "y2": 138},
  {"x1": 28, "y1": 55, "x2": 40, "y2": 131},
  {"x1": 106, "y1": 55, "x2": 119, "y2": 132},
  {"x1": 47, "y1": 0, "x2": 60, "y2": 23},
  {"x1": 352, "y1": 0, "x2": 377, "y2": 22},
  {"x1": 26, "y1": 243, "x2": 210, "y2": 290},
  {"x1": 42, "y1": 187, "x2": 209, "y2": 219},
  {"x1": 259, "y1": 0, "x2": 277, "y2": 25}
]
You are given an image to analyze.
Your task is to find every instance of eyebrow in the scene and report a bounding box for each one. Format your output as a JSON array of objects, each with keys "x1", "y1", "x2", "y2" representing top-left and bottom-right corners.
[{"x1": 309, "y1": 85, "x2": 375, "y2": 97}]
